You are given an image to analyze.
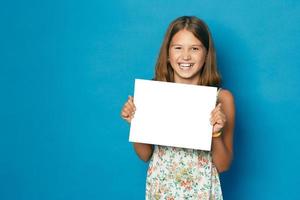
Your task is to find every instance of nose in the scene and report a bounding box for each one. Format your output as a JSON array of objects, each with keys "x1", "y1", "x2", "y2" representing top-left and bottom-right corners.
[{"x1": 182, "y1": 50, "x2": 191, "y2": 60}]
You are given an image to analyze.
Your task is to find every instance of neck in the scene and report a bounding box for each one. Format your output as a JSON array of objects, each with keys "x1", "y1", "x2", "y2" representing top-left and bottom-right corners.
[{"x1": 174, "y1": 76, "x2": 200, "y2": 85}]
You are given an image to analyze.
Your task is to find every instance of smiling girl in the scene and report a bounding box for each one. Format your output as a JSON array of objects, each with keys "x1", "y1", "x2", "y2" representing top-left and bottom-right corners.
[{"x1": 121, "y1": 16, "x2": 235, "y2": 199}]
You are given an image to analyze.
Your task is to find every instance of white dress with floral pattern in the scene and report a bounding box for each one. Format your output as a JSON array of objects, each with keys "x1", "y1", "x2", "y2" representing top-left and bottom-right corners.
[{"x1": 146, "y1": 145, "x2": 223, "y2": 200}]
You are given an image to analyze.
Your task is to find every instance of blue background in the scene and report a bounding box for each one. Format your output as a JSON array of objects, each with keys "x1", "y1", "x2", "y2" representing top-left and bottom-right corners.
[{"x1": 1, "y1": 0, "x2": 299, "y2": 199}]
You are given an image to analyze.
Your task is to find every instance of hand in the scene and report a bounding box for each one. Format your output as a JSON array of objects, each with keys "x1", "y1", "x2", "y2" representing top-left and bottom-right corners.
[
  {"x1": 121, "y1": 96, "x2": 136, "y2": 123},
  {"x1": 210, "y1": 103, "x2": 226, "y2": 134}
]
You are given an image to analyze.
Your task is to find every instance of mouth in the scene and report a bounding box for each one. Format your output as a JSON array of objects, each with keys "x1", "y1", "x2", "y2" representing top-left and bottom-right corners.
[{"x1": 179, "y1": 63, "x2": 194, "y2": 70}]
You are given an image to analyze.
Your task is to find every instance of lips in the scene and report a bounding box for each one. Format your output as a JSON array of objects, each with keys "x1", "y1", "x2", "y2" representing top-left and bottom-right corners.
[{"x1": 179, "y1": 63, "x2": 194, "y2": 70}]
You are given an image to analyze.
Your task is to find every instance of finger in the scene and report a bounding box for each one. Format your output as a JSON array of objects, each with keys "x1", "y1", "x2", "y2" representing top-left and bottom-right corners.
[
  {"x1": 211, "y1": 114, "x2": 224, "y2": 126},
  {"x1": 212, "y1": 104, "x2": 221, "y2": 116},
  {"x1": 216, "y1": 110, "x2": 226, "y2": 121},
  {"x1": 124, "y1": 116, "x2": 131, "y2": 123},
  {"x1": 128, "y1": 105, "x2": 135, "y2": 115},
  {"x1": 128, "y1": 98, "x2": 136, "y2": 111},
  {"x1": 210, "y1": 111, "x2": 220, "y2": 122},
  {"x1": 211, "y1": 104, "x2": 221, "y2": 116},
  {"x1": 124, "y1": 102, "x2": 131, "y2": 111},
  {"x1": 212, "y1": 108, "x2": 225, "y2": 121},
  {"x1": 210, "y1": 112, "x2": 218, "y2": 124},
  {"x1": 213, "y1": 119, "x2": 224, "y2": 130},
  {"x1": 126, "y1": 96, "x2": 135, "y2": 110},
  {"x1": 122, "y1": 107, "x2": 132, "y2": 117},
  {"x1": 210, "y1": 109, "x2": 217, "y2": 119},
  {"x1": 216, "y1": 118, "x2": 224, "y2": 125},
  {"x1": 216, "y1": 104, "x2": 221, "y2": 113},
  {"x1": 121, "y1": 109, "x2": 130, "y2": 118},
  {"x1": 122, "y1": 105, "x2": 134, "y2": 116},
  {"x1": 213, "y1": 126, "x2": 222, "y2": 134},
  {"x1": 128, "y1": 95, "x2": 134, "y2": 103},
  {"x1": 121, "y1": 110, "x2": 133, "y2": 122},
  {"x1": 210, "y1": 116, "x2": 217, "y2": 125},
  {"x1": 214, "y1": 111, "x2": 225, "y2": 120},
  {"x1": 124, "y1": 102, "x2": 136, "y2": 117}
]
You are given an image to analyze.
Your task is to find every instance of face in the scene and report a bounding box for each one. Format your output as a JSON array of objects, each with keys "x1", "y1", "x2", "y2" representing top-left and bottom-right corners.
[{"x1": 168, "y1": 29, "x2": 207, "y2": 85}]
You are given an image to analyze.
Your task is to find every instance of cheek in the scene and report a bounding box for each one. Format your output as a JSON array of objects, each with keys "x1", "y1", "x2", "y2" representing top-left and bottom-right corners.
[
  {"x1": 168, "y1": 51, "x2": 175, "y2": 59},
  {"x1": 169, "y1": 52, "x2": 178, "y2": 63},
  {"x1": 196, "y1": 53, "x2": 207, "y2": 63},
  {"x1": 169, "y1": 59, "x2": 177, "y2": 69}
]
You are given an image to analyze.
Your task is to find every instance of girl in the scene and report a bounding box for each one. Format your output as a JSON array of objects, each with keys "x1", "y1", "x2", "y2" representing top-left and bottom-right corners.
[{"x1": 121, "y1": 16, "x2": 235, "y2": 199}]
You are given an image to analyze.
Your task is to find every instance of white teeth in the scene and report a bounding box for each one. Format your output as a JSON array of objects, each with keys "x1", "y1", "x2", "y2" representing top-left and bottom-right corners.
[{"x1": 179, "y1": 63, "x2": 192, "y2": 67}]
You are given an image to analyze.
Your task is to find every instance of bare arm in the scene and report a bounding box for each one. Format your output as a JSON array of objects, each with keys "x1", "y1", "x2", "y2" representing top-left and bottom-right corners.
[
  {"x1": 133, "y1": 143, "x2": 153, "y2": 162},
  {"x1": 121, "y1": 96, "x2": 154, "y2": 162},
  {"x1": 210, "y1": 90, "x2": 235, "y2": 173}
]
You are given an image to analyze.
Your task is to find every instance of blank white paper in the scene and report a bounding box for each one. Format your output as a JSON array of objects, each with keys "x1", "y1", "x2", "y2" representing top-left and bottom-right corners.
[{"x1": 129, "y1": 79, "x2": 217, "y2": 151}]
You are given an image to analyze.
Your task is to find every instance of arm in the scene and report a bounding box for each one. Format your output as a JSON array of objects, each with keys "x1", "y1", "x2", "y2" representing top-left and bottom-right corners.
[
  {"x1": 210, "y1": 90, "x2": 235, "y2": 173},
  {"x1": 133, "y1": 143, "x2": 153, "y2": 162},
  {"x1": 121, "y1": 96, "x2": 154, "y2": 162}
]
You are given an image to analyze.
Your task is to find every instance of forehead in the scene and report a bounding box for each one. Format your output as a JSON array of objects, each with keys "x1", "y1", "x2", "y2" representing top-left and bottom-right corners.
[{"x1": 170, "y1": 29, "x2": 202, "y2": 45}]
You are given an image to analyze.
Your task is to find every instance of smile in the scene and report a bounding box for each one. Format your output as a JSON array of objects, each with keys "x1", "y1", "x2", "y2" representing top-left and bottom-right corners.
[{"x1": 179, "y1": 63, "x2": 194, "y2": 69}]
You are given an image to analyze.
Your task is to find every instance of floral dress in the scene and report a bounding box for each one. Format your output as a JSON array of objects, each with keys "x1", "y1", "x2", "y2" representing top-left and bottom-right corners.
[{"x1": 146, "y1": 145, "x2": 223, "y2": 200}]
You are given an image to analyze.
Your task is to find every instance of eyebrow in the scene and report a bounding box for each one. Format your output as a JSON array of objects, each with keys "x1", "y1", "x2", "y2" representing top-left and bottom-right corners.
[{"x1": 170, "y1": 44, "x2": 203, "y2": 47}]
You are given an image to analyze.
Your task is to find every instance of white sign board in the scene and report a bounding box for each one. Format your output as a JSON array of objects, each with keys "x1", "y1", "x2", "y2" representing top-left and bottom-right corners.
[{"x1": 129, "y1": 79, "x2": 217, "y2": 151}]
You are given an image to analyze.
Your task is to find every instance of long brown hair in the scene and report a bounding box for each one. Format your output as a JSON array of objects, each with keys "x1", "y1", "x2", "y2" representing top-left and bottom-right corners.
[{"x1": 154, "y1": 16, "x2": 221, "y2": 87}]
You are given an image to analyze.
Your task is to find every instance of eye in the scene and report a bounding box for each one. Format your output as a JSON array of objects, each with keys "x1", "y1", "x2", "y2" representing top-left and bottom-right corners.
[
  {"x1": 173, "y1": 46, "x2": 182, "y2": 50},
  {"x1": 192, "y1": 47, "x2": 200, "y2": 51}
]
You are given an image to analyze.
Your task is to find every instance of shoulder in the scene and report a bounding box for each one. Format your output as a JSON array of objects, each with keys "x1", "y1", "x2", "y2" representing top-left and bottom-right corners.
[{"x1": 219, "y1": 89, "x2": 234, "y2": 101}]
